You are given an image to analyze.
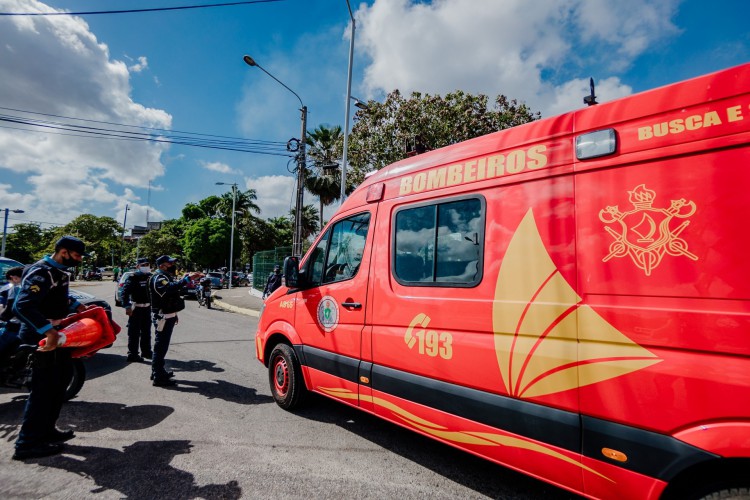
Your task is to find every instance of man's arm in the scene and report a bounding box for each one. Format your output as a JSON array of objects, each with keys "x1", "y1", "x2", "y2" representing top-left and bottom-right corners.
[{"x1": 13, "y1": 268, "x2": 55, "y2": 337}]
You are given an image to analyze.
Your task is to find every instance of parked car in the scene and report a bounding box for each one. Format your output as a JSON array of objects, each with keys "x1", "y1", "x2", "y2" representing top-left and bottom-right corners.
[
  {"x1": 207, "y1": 272, "x2": 226, "y2": 289},
  {"x1": 114, "y1": 271, "x2": 135, "y2": 307}
]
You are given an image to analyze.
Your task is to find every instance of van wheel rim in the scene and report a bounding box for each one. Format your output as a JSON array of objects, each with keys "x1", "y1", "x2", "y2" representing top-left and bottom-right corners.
[{"x1": 273, "y1": 357, "x2": 289, "y2": 396}]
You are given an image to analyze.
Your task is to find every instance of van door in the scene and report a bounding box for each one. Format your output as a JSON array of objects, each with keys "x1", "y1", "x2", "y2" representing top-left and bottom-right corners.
[{"x1": 294, "y1": 209, "x2": 374, "y2": 404}]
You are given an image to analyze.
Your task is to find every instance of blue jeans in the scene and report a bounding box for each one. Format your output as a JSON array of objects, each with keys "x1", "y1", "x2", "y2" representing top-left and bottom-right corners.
[
  {"x1": 152, "y1": 316, "x2": 177, "y2": 380},
  {"x1": 16, "y1": 349, "x2": 73, "y2": 447}
]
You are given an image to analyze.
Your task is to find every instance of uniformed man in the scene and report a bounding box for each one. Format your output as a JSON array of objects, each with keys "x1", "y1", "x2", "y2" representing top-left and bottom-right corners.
[
  {"x1": 148, "y1": 255, "x2": 186, "y2": 387},
  {"x1": 121, "y1": 257, "x2": 153, "y2": 362},
  {"x1": 12, "y1": 236, "x2": 88, "y2": 460},
  {"x1": 262, "y1": 264, "x2": 282, "y2": 299}
]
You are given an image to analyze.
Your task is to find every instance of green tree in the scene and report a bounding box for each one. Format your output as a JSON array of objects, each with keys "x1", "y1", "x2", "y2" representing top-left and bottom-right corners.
[
  {"x1": 4, "y1": 223, "x2": 51, "y2": 263},
  {"x1": 182, "y1": 203, "x2": 206, "y2": 221},
  {"x1": 137, "y1": 228, "x2": 182, "y2": 265},
  {"x1": 52, "y1": 214, "x2": 122, "y2": 268},
  {"x1": 182, "y1": 218, "x2": 233, "y2": 270},
  {"x1": 290, "y1": 205, "x2": 319, "y2": 241},
  {"x1": 305, "y1": 124, "x2": 347, "y2": 230},
  {"x1": 347, "y1": 90, "x2": 539, "y2": 185}
]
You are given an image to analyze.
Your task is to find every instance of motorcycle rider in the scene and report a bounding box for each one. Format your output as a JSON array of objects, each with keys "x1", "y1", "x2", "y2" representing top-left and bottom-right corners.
[
  {"x1": 121, "y1": 257, "x2": 153, "y2": 362},
  {"x1": 198, "y1": 275, "x2": 213, "y2": 307},
  {"x1": 12, "y1": 236, "x2": 88, "y2": 460},
  {"x1": 262, "y1": 265, "x2": 283, "y2": 299},
  {"x1": 148, "y1": 255, "x2": 186, "y2": 387}
]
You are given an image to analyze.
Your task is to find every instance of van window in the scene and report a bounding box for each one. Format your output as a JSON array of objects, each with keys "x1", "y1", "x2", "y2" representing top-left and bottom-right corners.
[
  {"x1": 394, "y1": 197, "x2": 484, "y2": 286},
  {"x1": 307, "y1": 212, "x2": 371, "y2": 286}
]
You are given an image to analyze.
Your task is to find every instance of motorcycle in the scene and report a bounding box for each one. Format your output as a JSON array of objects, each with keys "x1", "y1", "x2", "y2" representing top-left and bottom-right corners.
[
  {"x1": 197, "y1": 283, "x2": 212, "y2": 309},
  {"x1": 83, "y1": 270, "x2": 102, "y2": 281},
  {"x1": 0, "y1": 306, "x2": 120, "y2": 401}
]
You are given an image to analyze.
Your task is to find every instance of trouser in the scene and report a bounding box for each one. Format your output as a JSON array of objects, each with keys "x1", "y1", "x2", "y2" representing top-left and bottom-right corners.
[
  {"x1": 127, "y1": 307, "x2": 152, "y2": 356},
  {"x1": 16, "y1": 348, "x2": 73, "y2": 447},
  {"x1": 152, "y1": 316, "x2": 177, "y2": 380}
]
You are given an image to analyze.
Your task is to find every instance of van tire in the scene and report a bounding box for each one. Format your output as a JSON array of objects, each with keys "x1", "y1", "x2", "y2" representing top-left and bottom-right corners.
[
  {"x1": 699, "y1": 489, "x2": 750, "y2": 500},
  {"x1": 268, "y1": 344, "x2": 306, "y2": 410}
]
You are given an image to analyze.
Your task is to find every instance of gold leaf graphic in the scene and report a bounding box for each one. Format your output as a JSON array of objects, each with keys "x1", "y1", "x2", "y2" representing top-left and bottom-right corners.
[
  {"x1": 494, "y1": 210, "x2": 660, "y2": 398},
  {"x1": 319, "y1": 387, "x2": 613, "y2": 482}
]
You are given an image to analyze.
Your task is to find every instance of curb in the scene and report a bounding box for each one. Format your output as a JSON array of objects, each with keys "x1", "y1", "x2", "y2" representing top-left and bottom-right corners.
[{"x1": 212, "y1": 299, "x2": 260, "y2": 317}]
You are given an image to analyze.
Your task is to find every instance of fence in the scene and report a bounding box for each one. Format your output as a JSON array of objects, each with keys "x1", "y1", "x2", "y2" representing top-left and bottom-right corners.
[{"x1": 252, "y1": 246, "x2": 292, "y2": 292}]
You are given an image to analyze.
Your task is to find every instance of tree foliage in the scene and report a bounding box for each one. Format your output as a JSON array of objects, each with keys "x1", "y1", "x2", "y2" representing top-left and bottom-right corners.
[
  {"x1": 346, "y1": 90, "x2": 540, "y2": 185},
  {"x1": 182, "y1": 218, "x2": 233, "y2": 270}
]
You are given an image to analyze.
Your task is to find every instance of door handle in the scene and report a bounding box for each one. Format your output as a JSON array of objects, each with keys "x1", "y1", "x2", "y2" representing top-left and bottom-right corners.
[{"x1": 342, "y1": 301, "x2": 362, "y2": 309}]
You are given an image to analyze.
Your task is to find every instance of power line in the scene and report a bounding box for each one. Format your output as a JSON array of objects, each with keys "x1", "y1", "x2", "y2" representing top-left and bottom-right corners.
[
  {"x1": 0, "y1": 108, "x2": 294, "y2": 157},
  {"x1": 0, "y1": 106, "x2": 286, "y2": 146},
  {"x1": 0, "y1": 0, "x2": 283, "y2": 16}
]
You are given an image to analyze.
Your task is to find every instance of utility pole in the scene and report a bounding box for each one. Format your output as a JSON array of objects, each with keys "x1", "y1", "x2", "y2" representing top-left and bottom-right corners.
[{"x1": 294, "y1": 106, "x2": 308, "y2": 257}]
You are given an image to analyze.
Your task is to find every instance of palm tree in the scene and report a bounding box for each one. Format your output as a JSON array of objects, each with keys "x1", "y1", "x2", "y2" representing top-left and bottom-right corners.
[
  {"x1": 217, "y1": 188, "x2": 260, "y2": 221},
  {"x1": 290, "y1": 204, "x2": 320, "y2": 241},
  {"x1": 305, "y1": 125, "x2": 343, "y2": 230}
]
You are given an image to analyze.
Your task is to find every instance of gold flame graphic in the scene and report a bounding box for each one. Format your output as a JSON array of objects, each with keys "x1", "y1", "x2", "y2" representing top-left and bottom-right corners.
[{"x1": 493, "y1": 210, "x2": 661, "y2": 398}]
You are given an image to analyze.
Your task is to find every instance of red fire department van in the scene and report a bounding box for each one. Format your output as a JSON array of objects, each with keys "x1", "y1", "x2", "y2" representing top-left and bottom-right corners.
[{"x1": 255, "y1": 62, "x2": 750, "y2": 499}]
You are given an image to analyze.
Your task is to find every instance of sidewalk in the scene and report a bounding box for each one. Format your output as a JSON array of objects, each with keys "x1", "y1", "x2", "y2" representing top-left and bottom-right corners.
[{"x1": 212, "y1": 286, "x2": 264, "y2": 317}]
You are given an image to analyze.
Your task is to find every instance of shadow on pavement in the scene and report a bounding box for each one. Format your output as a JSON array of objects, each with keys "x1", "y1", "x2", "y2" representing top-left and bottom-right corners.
[
  {"x1": 0, "y1": 400, "x2": 174, "y2": 443},
  {"x1": 169, "y1": 379, "x2": 274, "y2": 406},
  {"x1": 25, "y1": 441, "x2": 242, "y2": 500},
  {"x1": 294, "y1": 394, "x2": 579, "y2": 500},
  {"x1": 82, "y1": 352, "x2": 129, "y2": 381},
  {"x1": 166, "y1": 359, "x2": 225, "y2": 374}
]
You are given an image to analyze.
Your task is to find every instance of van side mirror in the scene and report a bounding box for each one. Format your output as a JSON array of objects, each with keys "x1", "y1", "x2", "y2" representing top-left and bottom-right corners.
[{"x1": 283, "y1": 256, "x2": 300, "y2": 288}]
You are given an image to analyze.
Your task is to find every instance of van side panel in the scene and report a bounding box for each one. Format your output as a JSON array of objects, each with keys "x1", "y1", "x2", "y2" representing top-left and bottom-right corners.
[
  {"x1": 575, "y1": 134, "x2": 750, "y2": 436},
  {"x1": 369, "y1": 174, "x2": 584, "y2": 492}
]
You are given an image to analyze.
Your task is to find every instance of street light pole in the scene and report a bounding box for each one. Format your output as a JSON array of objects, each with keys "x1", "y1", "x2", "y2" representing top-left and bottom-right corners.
[
  {"x1": 119, "y1": 204, "x2": 130, "y2": 270},
  {"x1": 216, "y1": 182, "x2": 238, "y2": 289},
  {"x1": 340, "y1": 0, "x2": 355, "y2": 203},
  {"x1": 1, "y1": 208, "x2": 25, "y2": 258},
  {"x1": 243, "y1": 55, "x2": 307, "y2": 257}
]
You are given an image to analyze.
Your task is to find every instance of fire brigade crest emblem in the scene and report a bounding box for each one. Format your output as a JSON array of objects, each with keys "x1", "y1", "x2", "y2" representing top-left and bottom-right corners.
[{"x1": 599, "y1": 184, "x2": 698, "y2": 275}]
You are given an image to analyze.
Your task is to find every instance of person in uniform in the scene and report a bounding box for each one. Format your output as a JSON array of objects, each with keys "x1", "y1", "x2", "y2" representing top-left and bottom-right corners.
[
  {"x1": 121, "y1": 257, "x2": 153, "y2": 362},
  {"x1": 12, "y1": 236, "x2": 88, "y2": 460},
  {"x1": 262, "y1": 264, "x2": 283, "y2": 299},
  {"x1": 148, "y1": 255, "x2": 186, "y2": 387}
]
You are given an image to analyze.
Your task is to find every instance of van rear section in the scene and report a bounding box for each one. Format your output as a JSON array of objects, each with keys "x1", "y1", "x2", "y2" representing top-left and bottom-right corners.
[{"x1": 255, "y1": 62, "x2": 750, "y2": 500}]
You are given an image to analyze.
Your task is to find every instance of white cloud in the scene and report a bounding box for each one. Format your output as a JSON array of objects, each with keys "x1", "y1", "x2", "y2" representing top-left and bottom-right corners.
[
  {"x1": 245, "y1": 175, "x2": 295, "y2": 219},
  {"x1": 200, "y1": 161, "x2": 240, "y2": 175},
  {"x1": 127, "y1": 55, "x2": 148, "y2": 73},
  {"x1": 0, "y1": 0, "x2": 171, "y2": 224},
  {"x1": 355, "y1": 0, "x2": 680, "y2": 116}
]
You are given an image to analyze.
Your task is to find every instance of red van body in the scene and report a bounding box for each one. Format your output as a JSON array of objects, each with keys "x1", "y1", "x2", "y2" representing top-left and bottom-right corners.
[{"x1": 256, "y1": 63, "x2": 750, "y2": 499}]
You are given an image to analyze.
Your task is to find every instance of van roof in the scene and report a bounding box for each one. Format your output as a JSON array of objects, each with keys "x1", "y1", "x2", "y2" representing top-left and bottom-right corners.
[{"x1": 340, "y1": 61, "x2": 750, "y2": 212}]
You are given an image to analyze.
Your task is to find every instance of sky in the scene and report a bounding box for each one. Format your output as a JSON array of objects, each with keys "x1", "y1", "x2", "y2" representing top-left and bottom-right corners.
[{"x1": 0, "y1": 0, "x2": 748, "y2": 234}]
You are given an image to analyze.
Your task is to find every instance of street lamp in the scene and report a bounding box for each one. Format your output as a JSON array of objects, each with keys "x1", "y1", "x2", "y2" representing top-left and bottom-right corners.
[
  {"x1": 243, "y1": 54, "x2": 307, "y2": 257},
  {"x1": 119, "y1": 204, "x2": 130, "y2": 270},
  {"x1": 1, "y1": 208, "x2": 25, "y2": 258},
  {"x1": 340, "y1": 0, "x2": 356, "y2": 203},
  {"x1": 216, "y1": 182, "x2": 238, "y2": 289}
]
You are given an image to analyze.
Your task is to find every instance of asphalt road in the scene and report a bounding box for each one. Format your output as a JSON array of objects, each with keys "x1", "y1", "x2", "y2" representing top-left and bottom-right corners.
[{"x1": 0, "y1": 281, "x2": 579, "y2": 500}]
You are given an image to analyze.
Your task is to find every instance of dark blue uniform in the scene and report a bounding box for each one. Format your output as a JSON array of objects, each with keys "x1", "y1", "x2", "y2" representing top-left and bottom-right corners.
[
  {"x1": 13, "y1": 256, "x2": 81, "y2": 448},
  {"x1": 121, "y1": 270, "x2": 153, "y2": 360},
  {"x1": 148, "y1": 269, "x2": 184, "y2": 383}
]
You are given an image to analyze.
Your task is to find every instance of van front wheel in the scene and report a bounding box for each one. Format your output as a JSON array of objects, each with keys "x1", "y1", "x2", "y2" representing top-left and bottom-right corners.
[{"x1": 268, "y1": 344, "x2": 306, "y2": 410}]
